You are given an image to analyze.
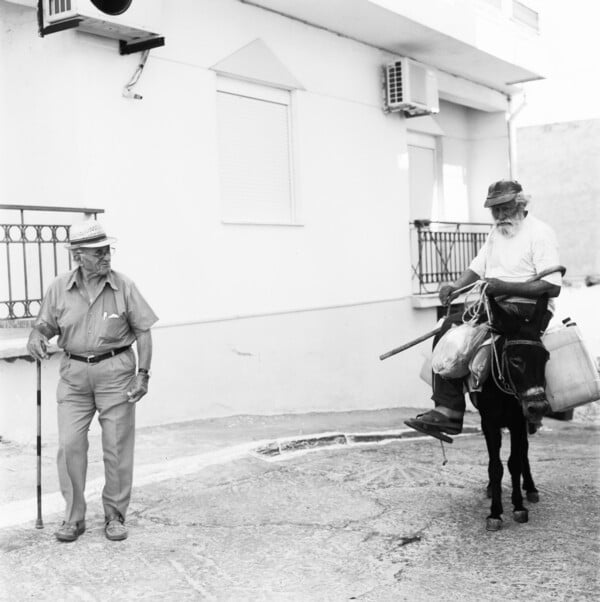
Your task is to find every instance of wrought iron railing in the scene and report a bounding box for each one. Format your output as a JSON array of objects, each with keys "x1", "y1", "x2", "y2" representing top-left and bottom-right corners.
[
  {"x1": 410, "y1": 219, "x2": 493, "y2": 294},
  {"x1": 0, "y1": 204, "x2": 104, "y2": 321}
]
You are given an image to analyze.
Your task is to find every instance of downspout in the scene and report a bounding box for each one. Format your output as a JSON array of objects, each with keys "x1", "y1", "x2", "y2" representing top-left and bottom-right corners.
[{"x1": 507, "y1": 91, "x2": 527, "y2": 179}]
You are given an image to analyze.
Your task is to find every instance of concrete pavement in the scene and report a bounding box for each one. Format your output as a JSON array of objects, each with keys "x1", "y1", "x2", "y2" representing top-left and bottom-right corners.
[{"x1": 1, "y1": 407, "x2": 599, "y2": 600}]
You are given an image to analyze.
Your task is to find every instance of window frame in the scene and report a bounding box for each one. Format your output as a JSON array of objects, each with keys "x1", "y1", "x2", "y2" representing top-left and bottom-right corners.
[{"x1": 407, "y1": 131, "x2": 444, "y2": 222}]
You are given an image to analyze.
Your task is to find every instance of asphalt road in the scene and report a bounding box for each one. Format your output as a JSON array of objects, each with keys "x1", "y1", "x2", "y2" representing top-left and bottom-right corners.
[{"x1": 1, "y1": 418, "x2": 599, "y2": 601}]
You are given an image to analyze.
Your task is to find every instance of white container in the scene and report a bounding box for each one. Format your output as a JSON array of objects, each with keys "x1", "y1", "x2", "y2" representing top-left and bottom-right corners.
[{"x1": 543, "y1": 324, "x2": 600, "y2": 412}]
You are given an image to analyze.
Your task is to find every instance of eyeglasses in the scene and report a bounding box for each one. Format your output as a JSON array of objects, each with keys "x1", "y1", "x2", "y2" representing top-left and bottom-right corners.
[{"x1": 81, "y1": 247, "x2": 116, "y2": 259}]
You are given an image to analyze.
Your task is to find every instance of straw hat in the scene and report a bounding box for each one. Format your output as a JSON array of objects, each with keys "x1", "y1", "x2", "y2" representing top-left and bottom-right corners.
[{"x1": 66, "y1": 220, "x2": 117, "y2": 249}]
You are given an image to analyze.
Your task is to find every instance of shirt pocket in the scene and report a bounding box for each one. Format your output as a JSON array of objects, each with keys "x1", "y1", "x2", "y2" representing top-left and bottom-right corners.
[{"x1": 99, "y1": 313, "x2": 130, "y2": 344}]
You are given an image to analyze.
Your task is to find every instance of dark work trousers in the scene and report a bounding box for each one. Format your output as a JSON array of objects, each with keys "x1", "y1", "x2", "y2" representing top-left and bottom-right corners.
[{"x1": 431, "y1": 303, "x2": 552, "y2": 414}]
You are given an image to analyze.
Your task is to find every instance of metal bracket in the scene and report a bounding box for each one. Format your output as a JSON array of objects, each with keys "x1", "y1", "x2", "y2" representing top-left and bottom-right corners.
[
  {"x1": 39, "y1": 18, "x2": 83, "y2": 37},
  {"x1": 119, "y1": 36, "x2": 165, "y2": 56}
]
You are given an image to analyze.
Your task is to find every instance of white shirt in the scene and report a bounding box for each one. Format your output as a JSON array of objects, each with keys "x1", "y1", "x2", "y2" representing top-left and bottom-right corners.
[{"x1": 469, "y1": 214, "x2": 562, "y2": 312}]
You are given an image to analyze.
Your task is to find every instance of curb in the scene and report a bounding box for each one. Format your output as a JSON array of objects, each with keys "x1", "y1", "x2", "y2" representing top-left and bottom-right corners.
[{"x1": 251, "y1": 425, "x2": 482, "y2": 461}]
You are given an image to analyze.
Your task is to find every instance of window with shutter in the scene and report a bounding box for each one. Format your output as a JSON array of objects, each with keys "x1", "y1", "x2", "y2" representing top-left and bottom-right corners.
[{"x1": 216, "y1": 77, "x2": 296, "y2": 225}]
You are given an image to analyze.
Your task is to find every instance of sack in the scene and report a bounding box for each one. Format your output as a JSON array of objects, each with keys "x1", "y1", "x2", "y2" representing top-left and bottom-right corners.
[
  {"x1": 543, "y1": 323, "x2": 600, "y2": 412},
  {"x1": 419, "y1": 318, "x2": 445, "y2": 386},
  {"x1": 467, "y1": 335, "x2": 498, "y2": 393},
  {"x1": 432, "y1": 323, "x2": 489, "y2": 379},
  {"x1": 419, "y1": 351, "x2": 433, "y2": 386}
]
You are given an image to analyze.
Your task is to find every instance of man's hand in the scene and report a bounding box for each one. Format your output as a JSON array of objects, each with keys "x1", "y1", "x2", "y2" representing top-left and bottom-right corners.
[
  {"x1": 127, "y1": 373, "x2": 150, "y2": 403},
  {"x1": 27, "y1": 329, "x2": 49, "y2": 361},
  {"x1": 439, "y1": 284, "x2": 457, "y2": 306},
  {"x1": 484, "y1": 278, "x2": 510, "y2": 297}
]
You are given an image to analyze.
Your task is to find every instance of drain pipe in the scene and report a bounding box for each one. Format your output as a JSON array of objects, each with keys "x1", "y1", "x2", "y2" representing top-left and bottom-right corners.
[{"x1": 507, "y1": 91, "x2": 527, "y2": 179}]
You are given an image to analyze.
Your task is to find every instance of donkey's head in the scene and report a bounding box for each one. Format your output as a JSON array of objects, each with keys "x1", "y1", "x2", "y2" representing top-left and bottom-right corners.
[{"x1": 487, "y1": 294, "x2": 550, "y2": 426}]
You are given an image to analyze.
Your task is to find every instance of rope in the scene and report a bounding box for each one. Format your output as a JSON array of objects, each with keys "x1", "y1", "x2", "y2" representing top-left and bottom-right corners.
[
  {"x1": 491, "y1": 342, "x2": 516, "y2": 397},
  {"x1": 454, "y1": 279, "x2": 550, "y2": 401},
  {"x1": 461, "y1": 281, "x2": 490, "y2": 325},
  {"x1": 439, "y1": 439, "x2": 448, "y2": 465},
  {"x1": 458, "y1": 281, "x2": 516, "y2": 397}
]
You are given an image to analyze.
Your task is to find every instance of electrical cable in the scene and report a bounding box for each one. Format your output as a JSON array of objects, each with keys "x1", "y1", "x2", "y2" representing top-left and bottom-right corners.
[{"x1": 122, "y1": 49, "x2": 150, "y2": 100}]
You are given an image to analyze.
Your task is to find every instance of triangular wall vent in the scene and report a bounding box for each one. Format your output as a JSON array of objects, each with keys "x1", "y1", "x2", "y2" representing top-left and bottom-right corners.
[{"x1": 211, "y1": 39, "x2": 304, "y2": 90}]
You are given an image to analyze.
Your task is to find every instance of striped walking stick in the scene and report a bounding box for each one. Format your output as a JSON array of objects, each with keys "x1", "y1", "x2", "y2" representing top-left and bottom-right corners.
[{"x1": 36, "y1": 359, "x2": 44, "y2": 529}]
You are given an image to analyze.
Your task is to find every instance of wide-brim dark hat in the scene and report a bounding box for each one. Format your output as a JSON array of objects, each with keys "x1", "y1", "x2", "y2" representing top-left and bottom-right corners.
[
  {"x1": 66, "y1": 220, "x2": 117, "y2": 249},
  {"x1": 484, "y1": 179, "x2": 523, "y2": 208}
]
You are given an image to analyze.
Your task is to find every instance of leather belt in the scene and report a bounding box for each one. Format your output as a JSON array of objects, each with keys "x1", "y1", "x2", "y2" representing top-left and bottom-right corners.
[{"x1": 65, "y1": 345, "x2": 131, "y2": 364}]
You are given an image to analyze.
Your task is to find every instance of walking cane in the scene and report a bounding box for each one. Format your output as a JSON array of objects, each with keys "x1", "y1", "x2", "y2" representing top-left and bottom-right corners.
[{"x1": 36, "y1": 359, "x2": 44, "y2": 529}]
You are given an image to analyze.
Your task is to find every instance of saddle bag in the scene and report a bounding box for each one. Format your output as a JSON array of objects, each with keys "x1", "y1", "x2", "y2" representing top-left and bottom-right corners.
[{"x1": 543, "y1": 322, "x2": 600, "y2": 412}]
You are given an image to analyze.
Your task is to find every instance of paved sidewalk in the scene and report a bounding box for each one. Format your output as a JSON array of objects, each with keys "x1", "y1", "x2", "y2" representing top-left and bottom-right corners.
[
  {"x1": 1, "y1": 408, "x2": 599, "y2": 601},
  {"x1": 0, "y1": 407, "x2": 482, "y2": 526}
]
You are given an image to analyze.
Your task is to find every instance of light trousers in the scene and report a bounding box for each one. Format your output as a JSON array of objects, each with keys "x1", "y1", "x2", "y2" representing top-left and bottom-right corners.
[{"x1": 56, "y1": 349, "x2": 136, "y2": 523}]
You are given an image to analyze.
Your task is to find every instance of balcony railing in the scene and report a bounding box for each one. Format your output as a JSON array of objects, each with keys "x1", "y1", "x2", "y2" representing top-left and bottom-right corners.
[
  {"x1": 0, "y1": 204, "x2": 104, "y2": 322},
  {"x1": 410, "y1": 219, "x2": 493, "y2": 294}
]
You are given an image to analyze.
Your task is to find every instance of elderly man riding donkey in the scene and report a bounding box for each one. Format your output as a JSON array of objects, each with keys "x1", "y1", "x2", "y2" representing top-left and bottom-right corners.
[{"x1": 405, "y1": 179, "x2": 564, "y2": 531}]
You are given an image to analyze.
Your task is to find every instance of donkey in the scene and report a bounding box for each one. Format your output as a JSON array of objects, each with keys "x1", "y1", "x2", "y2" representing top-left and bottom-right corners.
[{"x1": 475, "y1": 294, "x2": 550, "y2": 531}]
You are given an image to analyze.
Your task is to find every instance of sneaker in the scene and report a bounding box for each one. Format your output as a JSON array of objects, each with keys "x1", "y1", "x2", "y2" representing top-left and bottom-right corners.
[
  {"x1": 105, "y1": 515, "x2": 128, "y2": 541},
  {"x1": 55, "y1": 520, "x2": 86, "y2": 542}
]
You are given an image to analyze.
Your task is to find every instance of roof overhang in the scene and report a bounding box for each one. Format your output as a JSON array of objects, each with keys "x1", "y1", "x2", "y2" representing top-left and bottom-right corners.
[{"x1": 241, "y1": 0, "x2": 545, "y2": 96}]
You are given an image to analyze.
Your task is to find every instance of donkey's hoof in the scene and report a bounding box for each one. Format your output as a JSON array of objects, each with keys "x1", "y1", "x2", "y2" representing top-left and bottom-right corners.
[
  {"x1": 525, "y1": 490, "x2": 539, "y2": 503},
  {"x1": 513, "y1": 509, "x2": 529, "y2": 523},
  {"x1": 486, "y1": 517, "x2": 503, "y2": 531}
]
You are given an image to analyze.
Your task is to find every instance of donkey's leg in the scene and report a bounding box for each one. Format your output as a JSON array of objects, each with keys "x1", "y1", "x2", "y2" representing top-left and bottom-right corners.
[
  {"x1": 482, "y1": 424, "x2": 503, "y2": 530},
  {"x1": 521, "y1": 430, "x2": 539, "y2": 503},
  {"x1": 508, "y1": 423, "x2": 528, "y2": 523}
]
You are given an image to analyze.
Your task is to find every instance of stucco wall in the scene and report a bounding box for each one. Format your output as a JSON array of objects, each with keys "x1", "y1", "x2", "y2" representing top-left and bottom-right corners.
[
  {"x1": 1, "y1": 299, "x2": 436, "y2": 443},
  {"x1": 0, "y1": 0, "x2": 412, "y2": 322},
  {"x1": 517, "y1": 119, "x2": 600, "y2": 281},
  {"x1": 435, "y1": 102, "x2": 509, "y2": 223},
  {"x1": 1, "y1": 0, "x2": 514, "y2": 439}
]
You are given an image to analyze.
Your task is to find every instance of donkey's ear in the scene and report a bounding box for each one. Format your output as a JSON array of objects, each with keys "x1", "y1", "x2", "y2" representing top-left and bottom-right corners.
[{"x1": 531, "y1": 293, "x2": 549, "y2": 331}]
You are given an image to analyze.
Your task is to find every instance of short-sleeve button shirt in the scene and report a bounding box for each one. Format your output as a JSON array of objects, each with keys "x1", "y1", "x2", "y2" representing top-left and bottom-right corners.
[{"x1": 35, "y1": 268, "x2": 158, "y2": 355}]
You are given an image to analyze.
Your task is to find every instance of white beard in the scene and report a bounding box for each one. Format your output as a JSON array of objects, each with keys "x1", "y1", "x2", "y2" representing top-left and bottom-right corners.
[{"x1": 495, "y1": 218, "x2": 524, "y2": 238}]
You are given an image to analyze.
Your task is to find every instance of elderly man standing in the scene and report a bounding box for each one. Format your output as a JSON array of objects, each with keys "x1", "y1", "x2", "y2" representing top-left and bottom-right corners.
[
  {"x1": 405, "y1": 180, "x2": 562, "y2": 441},
  {"x1": 27, "y1": 220, "x2": 158, "y2": 542}
]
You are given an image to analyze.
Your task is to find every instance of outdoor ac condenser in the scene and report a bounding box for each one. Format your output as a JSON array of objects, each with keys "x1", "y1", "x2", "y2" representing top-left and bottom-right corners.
[
  {"x1": 38, "y1": 0, "x2": 165, "y2": 54},
  {"x1": 384, "y1": 58, "x2": 439, "y2": 117}
]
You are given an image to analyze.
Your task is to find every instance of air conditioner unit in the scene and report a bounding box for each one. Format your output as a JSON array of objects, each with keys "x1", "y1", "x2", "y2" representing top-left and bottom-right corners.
[
  {"x1": 384, "y1": 58, "x2": 439, "y2": 117},
  {"x1": 38, "y1": 0, "x2": 165, "y2": 55}
]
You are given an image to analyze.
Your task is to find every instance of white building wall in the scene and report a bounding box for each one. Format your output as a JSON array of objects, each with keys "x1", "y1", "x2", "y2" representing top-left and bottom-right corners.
[
  {"x1": 436, "y1": 101, "x2": 471, "y2": 222},
  {"x1": 1, "y1": 0, "x2": 412, "y2": 318},
  {"x1": 1, "y1": 300, "x2": 437, "y2": 443},
  {"x1": 428, "y1": 101, "x2": 509, "y2": 223},
  {"x1": 467, "y1": 110, "x2": 511, "y2": 222},
  {"x1": 1, "y1": 0, "x2": 516, "y2": 441}
]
